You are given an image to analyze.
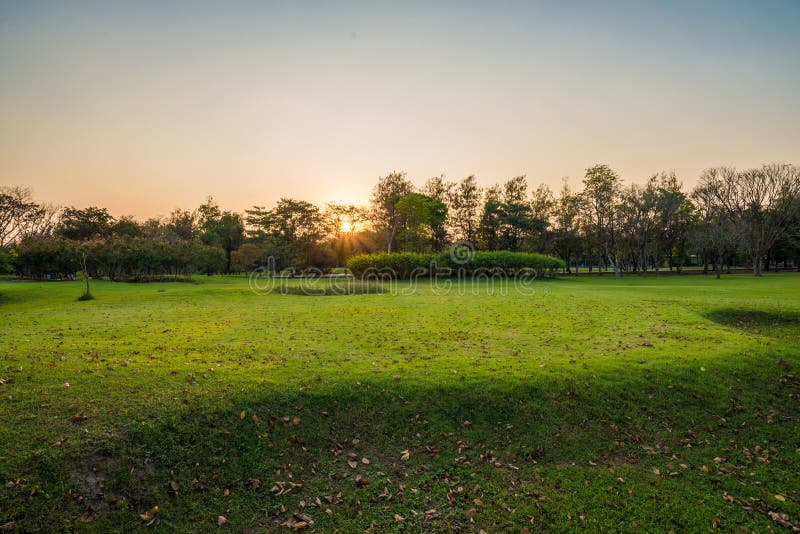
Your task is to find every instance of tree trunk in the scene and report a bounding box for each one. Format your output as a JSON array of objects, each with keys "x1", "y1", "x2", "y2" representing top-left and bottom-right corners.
[
  {"x1": 611, "y1": 256, "x2": 622, "y2": 279},
  {"x1": 387, "y1": 220, "x2": 397, "y2": 253},
  {"x1": 715, "y1": 253, "x2": 722, "y2": 279}
]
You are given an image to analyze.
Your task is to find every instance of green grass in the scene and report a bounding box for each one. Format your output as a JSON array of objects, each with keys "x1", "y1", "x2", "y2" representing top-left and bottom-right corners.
[{"x1": 1, "y1": 274, "x2": 799, "y2": 532}]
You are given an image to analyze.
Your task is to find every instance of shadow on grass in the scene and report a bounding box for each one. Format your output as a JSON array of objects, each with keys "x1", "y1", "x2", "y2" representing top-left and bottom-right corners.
[
  {"x1": 704, "y1": 308, "x2": 800, "y2": 340},
  {"x1": 3, "y1": 352, "x2": 797, "y2": 531}
]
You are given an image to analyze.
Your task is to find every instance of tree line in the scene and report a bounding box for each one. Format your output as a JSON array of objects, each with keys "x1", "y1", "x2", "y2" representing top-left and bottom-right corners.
[{"x1": 1, "y1": 162, "x2": 799, "y2": 279}]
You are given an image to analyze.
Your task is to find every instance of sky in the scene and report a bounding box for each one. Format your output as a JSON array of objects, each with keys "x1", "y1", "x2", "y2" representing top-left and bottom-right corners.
[{"x1": 1, "y1": 0, "x2": 799, "y2": 218}]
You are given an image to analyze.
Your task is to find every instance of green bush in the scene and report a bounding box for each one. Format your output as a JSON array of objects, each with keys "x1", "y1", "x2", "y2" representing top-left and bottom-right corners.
[
  {"x1": 346, "y1": 251, "x2": 564, "y2": 279},
  {"x1": 15, "y1": 237, "x2": 227, "y2": 280},
  {"x1": 438, "y1": 250, "x2": 565, "y2": 274},
  {"x1": 0, "y1": 248, "x2": 16, "y2": 275}
]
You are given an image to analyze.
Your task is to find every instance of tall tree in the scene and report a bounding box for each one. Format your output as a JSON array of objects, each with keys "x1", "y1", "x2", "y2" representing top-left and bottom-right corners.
[
  {"x1": 247, "y1": 199, "x2": 324, "y2": 268},
  {"x1": 552, "y1": 179, "x2": 584, "y2": 273},
  {"x1": 166, "y1": 209, "x2": 198, "y2": 241},
  {"x1": 650, "y1": 172, "x2": 691, "y2": 271},
  {"x1": 620, "y1": 182, "x2": 656, "y2": 273},
  {"x1": 582, "y1": 164, "x2": 624, "y2": 277},
  {"x1": 422, "y1": 175, "x2": 453, "y2": 250},
  {"x1": 499, "y1": 176, "x2": 533, "y2": 251},
  {"x1": 58, "y1": 206, "x2": 114, "y2": 240},
  {"x1": 529, "y1": 184, "x2": 555, "y2": 253},
  {"x1": 111, "y1": 216, "x2": 144, "y2": 238},
  {"x1": 449, "y1": 175, "x2": 481, "y2": 244},
  {"x1": 324, "y1": 203, "x2": 368, "y2": 266},
  {"x1": 395, "y1": 193, "x2": 448, "y2": 252},
  {"x1": 695, "y1": 164, "x2": 800, "y2": 276},
  {"x1": 692, "y1": 178, "x2": 742, "y2": 279},
  {"x1": 200, "y1": 209, "x2": 244, "y2": 274},
  {"x1": 478, "y1": 185, "x2": 503, "y2": 251},
  {"x1": 0, "y1": 186, "x2": 60, "y2": 246},
  {"x1": 370, "y1": 172, "x2": 413, "y2": 253}
]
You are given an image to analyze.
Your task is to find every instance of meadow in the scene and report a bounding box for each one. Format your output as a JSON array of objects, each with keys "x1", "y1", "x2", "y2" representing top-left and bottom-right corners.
[{"x1": 0, "y1": 274, "x2": 798, "y2": 532}]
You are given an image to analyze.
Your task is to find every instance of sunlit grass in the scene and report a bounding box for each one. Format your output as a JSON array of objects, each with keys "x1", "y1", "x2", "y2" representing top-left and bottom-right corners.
[{"x1": 0, "y1": 274, "x2": 798, "y2": 531}]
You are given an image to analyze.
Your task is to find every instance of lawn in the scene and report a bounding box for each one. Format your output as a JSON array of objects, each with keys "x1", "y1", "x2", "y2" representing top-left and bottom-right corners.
[{"x1": 1, "y1": 274, "x2": 799, "y2": 532}]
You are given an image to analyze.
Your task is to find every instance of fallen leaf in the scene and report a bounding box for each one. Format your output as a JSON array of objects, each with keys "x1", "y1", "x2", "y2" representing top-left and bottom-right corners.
[
  {"x1": 139, "y1": 505, "x2": 159, "y2": 521},
  {"x1": 361, "y1": 457, "x2": 370, "y2": 465},
  {"x1": 774, "y1": 494, "x2": 786, "y2": 502},
  {"x1": 400, "y1": 450, "x2": 410, "y2": 461},
  {"x1": 217, "y1": 515, "x2": 227, "y2": 526},
  {"x1": 465, "y1": 508, "x2": 477, "y2": 520},
  {"x1": 394, "y1": 514, "x2": 405, "y2": 522}
]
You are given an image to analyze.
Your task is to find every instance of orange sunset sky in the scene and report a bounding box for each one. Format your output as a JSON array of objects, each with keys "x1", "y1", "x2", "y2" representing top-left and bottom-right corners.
[{"x1": 1, "y1": 1, "x2": 799, "y2": 218}]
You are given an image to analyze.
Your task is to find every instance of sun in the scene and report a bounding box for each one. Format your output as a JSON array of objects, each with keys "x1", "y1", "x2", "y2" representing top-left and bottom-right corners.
[{"x1": 340, "y1": 216, "x2": 355, "y2": 233}]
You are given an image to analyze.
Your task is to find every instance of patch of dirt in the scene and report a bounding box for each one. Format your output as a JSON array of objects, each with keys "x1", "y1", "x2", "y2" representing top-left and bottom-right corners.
[{"x1": 70, "y1": 455, "x2": 118, "y2": 501}]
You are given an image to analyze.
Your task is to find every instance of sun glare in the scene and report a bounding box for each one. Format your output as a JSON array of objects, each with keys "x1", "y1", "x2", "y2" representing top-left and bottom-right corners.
[{"x1": 340, "y1": 217, "x2": 355, "y2": 233}]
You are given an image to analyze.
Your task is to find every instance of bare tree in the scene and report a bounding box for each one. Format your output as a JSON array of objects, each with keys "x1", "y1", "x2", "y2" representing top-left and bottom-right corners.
[
  {"x1": 695, "y1": 164, "x2": 800, "y2": 276},
  {"x1": 0, "y1": 186, "x2": 51, "y2": 246},
  {"x1": 692, "y1": 179, "x2": 742, "y2": 279}
]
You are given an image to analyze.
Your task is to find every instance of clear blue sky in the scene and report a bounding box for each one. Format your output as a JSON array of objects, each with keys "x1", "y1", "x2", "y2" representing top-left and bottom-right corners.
[{"x1": 1, "y1": 0, "x2": 799, "y2": 217}]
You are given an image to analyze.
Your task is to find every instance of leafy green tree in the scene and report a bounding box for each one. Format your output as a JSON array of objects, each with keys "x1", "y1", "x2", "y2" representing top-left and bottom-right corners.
[
  {"x1": 200, "y1": 211, "x2": 244, "y2": 273},
  {"x1": 449, "y1": 175, "x2": 481, "y2": 244},
  {"x1": 582, "y1": 164, "x2": 624, "y2": 277},
  {"x1": 498, "y1": 176, "x2": 534, "y2": 252},
  {"x1": 166, "y1": 209, "x2": 198, "y2": 241},
  {"x1": 0, "y1": 248, "x2": 15, "y2": 274},
  {"x1": 422, "y1": 175, "x2": 453, "y2": 250},
  {"x1": 58, "y1": 207, "x2": 114, "y2": 240},
  {"x1": 111, "y1": 216, "x2": 144, "y2": 238},
  {"x1": 478, "y1": 185, "x2": 503, "y2": 251},
  {"x1": 246, "y1": 199, "x2": 324, "y2": 268},
  {"x1": 370, "y1": 172, "x2": 413, "y2": 253},
  {"x1": 552, "y1": 180, "x2": 585, "y2": 273},
  {"x1": 395, "y1": 193, "x2": 448, "y2": 252},
  {"x1": 529, "y1": 184, "x2": 555, "y2": 253}
]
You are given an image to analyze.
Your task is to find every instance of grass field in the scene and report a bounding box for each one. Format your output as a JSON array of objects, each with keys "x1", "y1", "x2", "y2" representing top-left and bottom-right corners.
[{"x1": 1, "y1": 274, "x2": 799, "y2": 532}]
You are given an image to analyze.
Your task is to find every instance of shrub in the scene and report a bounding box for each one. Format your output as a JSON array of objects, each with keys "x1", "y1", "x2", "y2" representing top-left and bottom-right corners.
[
  {"x1": 346, "y1": 251, "x2": 565, "y2": 279},
  {"x1": 15, "y1": 237, "x2": 227, "y2": 280},
  {"x1": 437, "y1": 250, "x2": 565, "y2": 275}
]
